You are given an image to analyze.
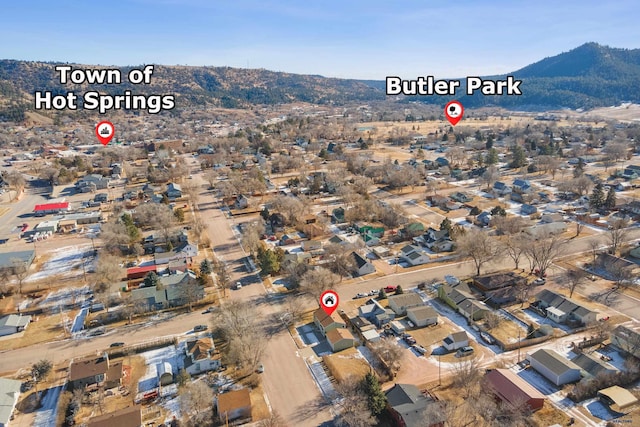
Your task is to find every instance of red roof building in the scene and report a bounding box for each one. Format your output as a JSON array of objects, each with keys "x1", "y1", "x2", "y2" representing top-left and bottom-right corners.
[
  {"x1": 126, "y1": 265, "x2": 157, "y2": 280},
  {"x1": 485, "y1": 368, "x2": 545, "y2": 412},
  {"x1": 34, "y1": 202, "x2": 69, "y2": 213}
]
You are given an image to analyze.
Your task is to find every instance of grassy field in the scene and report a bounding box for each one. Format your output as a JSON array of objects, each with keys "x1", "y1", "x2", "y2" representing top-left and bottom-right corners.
[
  {"x1": 0, "y1": 311, "x2": 74, "y2": 351},
  {"x1": 323, "y1": 347, "x2": 371, "y2": 383},
  {"x1": 484, "y1": 317, "x2": 527, "y2": 344}
]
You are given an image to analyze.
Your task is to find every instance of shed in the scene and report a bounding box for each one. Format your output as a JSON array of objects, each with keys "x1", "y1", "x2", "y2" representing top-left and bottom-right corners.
[
  {"x1": 157, "y1": 362, "x2": 173, "y2": 386},
  {"x1": 527, "y1": 349, "x2": 581, "y2": 386},
  {"x1": 443, "y1": 331, "x2": 469, "y2": 351},
  {"x1": 216, "y1": 388, "x2": 252, "y2": 422},
  {"x1": 598, "y1": 385, "x2": 638, "y2": 412},
  {"x1": 485, "y1": 368, "x2": 545, "y2": 412}
]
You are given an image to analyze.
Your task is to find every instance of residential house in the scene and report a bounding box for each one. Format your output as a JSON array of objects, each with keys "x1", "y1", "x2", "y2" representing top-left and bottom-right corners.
[
  {"x1": 234, "y1": 194, "x2": 249, "y2": 209},
  {"x1": 0, "y1": 314, "x2": 31, "y2": 337},
  {"x1": 443, "y1": 331, "x2": 469, "y2": 351},
  {"x1": 484, "y1": 369, "x2": 545, "y2": 412},
  {"x1": 473, "y1": 272, "x2": 527, "y2": 308},
  {"x1": 0, "y1": 377, "x2": 22, "y2": 427},
  {"x1": 131, "y1": 273, "x2": 203, "y2": 310},
  {"x1": 401, "y1": 222, "x2": 425, "y2": 238},
  {"x1": 399, "y1": 244, "x2": 430, "y2": 266},
  {"x1": 165, "y1": 183, "x2": 182, "y2": 200},
  {"x1": 423, "y1": 227, "x2": 454, "y2": 252},
  {"x1": 492, "y1": 181, "x2": 511, "y2": 196},
  {"x1": 521, "y1": 204, "x2": 538, "y2": 216},
  {"x1": 622, "y1": 165, "x2": 640, "y2": 180},
  {"x1": 77, "y1": 174, "x2": 111, "y2": 192},
  {"x1": 598, "y1": 386, "x2": 638, "y2": 413},
  {"x1": 596, "y1": 253, "x2": 639, "y2": 278},
  {"x1": 475, "y1": 211, "x2": 492, "y2": 227},
  {"x1": 541, "y1": 213, "x2": 564, "y2": 224},
  {"x1": 351, "y1": 252, "x2": 376, "y2": 276},
  {"x1": 435, "y1": 157, "x2": 449, "y2": 167},
  {"x1": 183, "y1": 337, "x2": 221, "y2": 375},
  {"x1": 457, "y1": 298, "x2": 490, "y2": 321},
  {"x1": 358, "y1": 299, "x2": 395, "y2": 328},
  {"x1": 523, "y1": 222, "x2": 567, "y2": 239},
  {"x1": 534, "y1": 290, "x2": 598, "y2": 326},
  {"x1": 69, "y1": 353, "x2": 122, "y2": 390},
  {"x1": 87, "y1": 405, "x2": 142, "y2": 427},
  {"x1": 314, "y1": 308, "x2": 346, "y2": 336},
  {"x1": 512, "y1": 179, "x2": 531, "y2": 194},
  {"x1": 450, "y1": 192, "x2": 472, "y2": 203},
  {"x1": 527, "y1": 349, "x2": 581, "y2": 386},
  {"x1": 407, "y1": 306, "x2": 438, "y2": 327},
  {"x1": 385, "y1": 384, "x2": 444, "y2": 427},
  {"x1": 216, "y1": 389, "x2": 252, "y2": 422},
  {"x1": 611, "y1": 322, "x2": 640, "y2": 358},
  {"x1": 438, "y1": 281, "x2": 474, "y2": 310},
  {"x1": 326, "y1": 328, "x2": 355, "y2": 352},
  {"x1": 301, "y1": 240, "x2": 322, "y2": 252},
  {"x1": 571, "y1": 353, "x2": 618, "y2": 379},
  {"x1": 388, "y1": 293, "x2": 424, "y2": 316}
]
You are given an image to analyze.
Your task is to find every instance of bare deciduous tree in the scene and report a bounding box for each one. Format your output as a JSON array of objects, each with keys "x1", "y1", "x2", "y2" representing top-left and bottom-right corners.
[
  {"x1": 299, "y1": 267, "x2": 340, "y2": 302},
  {"x1": 369, "y1": 337, "x2": 404, "y2": 374},
  {"x1": 558, "y1": 268, "x2": 586, "y2": 298},
  {"x1": 10, "y1": 258, "x2": 28, "y2": 295},
  {"x1": 502, "y1": 235, "x2": 527, "y2": 270},
  {"x1": 451, "y1": 358, "x2": 481, "y2": 398},
  {"x1": 457, "y1": 229, "x2": 499, "y2": 276},
  {"x1": 179, "y1": 381, "x2": 213, "y2": 426},
  {"x1": 334, "y1": 376, "x2": 377, "y2": 427},
  {"x1": 607, "y1": 218, "x2": 629, "y2": 255},
  {"x1": 523, "y1": 235, "x2": 565, "y2": 277}
]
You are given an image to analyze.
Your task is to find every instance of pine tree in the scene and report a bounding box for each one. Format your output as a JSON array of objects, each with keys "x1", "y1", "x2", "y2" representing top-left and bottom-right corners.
[
  {"x1": 440, "y1": 218, "x2": 453, "y2": 233},
  {"x1": 199, "y1": 259, "x2": 212, "y2": 275},
  {"x1": 509, "y1": 145, "x2": 527, "y2": 169},
  {"x1": 395, "y1": 285, "x2": 404, "y2": 295},
  {"x1": 258, "y1": 247, "x2": 280, "y2": 276},
  {"x1": 605, "y1": 186, "x2": 616, "y2": 210},
  {"x1": 378, "y1": 288, "x2": 387, "y2": 299},
  {"x1": 485, "y1": 147, "x2": 498, "y2": 165},
  {"x1": 589, "y1": 183, "x2": 604, "y2": 210},
  {"x1": 361, "y1": 372, "x2": 386, "y2": 416},
  {"x1": 143, "y1": 271, "x2": 160, "y2": 288}
]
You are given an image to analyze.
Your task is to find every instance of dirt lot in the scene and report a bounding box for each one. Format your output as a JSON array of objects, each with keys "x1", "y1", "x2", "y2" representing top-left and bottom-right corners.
[
  {"x1": 483, "y1": 317, "x2": 527, "y2": 345},
  {"x1": 323, "y1": 347, "x2": 371, "y2": 383},
  {"x1": 0, "y1": 310, "x2": 75, "y2": 351},
  {"x1": 410, "y1": 323, "x2": 452, "y2": 350}
]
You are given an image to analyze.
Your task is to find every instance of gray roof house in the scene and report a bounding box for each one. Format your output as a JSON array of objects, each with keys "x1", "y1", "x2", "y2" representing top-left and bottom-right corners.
[
  {"x1": 443, "y1": 331, "x2": 469, "y2": 351},
  {"x1": 527, "y1": 349, "x2": 581, "y2": 386},
  {"x1": 351, "y1": 252, "x2": 376, "y2": 277},
  {"x1": 571, "y1": 352, "x2": 618, "y2": 379},
  {"x1": 385, "y1": 384, "x2": 442, "y2": 427},
  {"x1": 0, "y1": 314, "x2": 32, "y2": 337},
  {"x1": 166, "y1": 183, "x2": 182, "y2": 200},
  {"x1": 406, "y1": 306, "x2": 438, "y2": 327},
  {"x1": 0, "y1": 377, "x2": 22, "y2": 427},
  {"x1": 388, "y1": 293, "x2": 424, "y2": 316}
]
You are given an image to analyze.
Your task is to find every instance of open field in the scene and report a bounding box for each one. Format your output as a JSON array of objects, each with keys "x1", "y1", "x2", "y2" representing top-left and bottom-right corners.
[{"x1": 0, "y1": 310, "x2": 75, "y2": 351}]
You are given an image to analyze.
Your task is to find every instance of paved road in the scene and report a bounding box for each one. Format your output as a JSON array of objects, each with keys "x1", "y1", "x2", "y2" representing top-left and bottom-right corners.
[{"x1": 198, "y1": 184, "x2": 333, "y2": 427}]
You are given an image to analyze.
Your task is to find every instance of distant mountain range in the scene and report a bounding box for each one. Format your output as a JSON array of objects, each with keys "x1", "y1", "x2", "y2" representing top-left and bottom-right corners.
[{"x1": 0, "y1": 42, "x2": 639, "y2": 120}]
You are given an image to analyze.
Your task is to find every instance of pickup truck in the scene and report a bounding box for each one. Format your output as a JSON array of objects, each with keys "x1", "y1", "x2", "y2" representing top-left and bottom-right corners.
[{"x1": 384, "y1": 285, "x2": 397, "y2": 293}]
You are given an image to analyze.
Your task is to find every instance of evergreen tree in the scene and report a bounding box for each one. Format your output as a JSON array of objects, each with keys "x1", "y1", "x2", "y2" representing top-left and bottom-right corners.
[
  {"x1": 176, "y1": 368, "x2": 191, "y2": 387},
  {"x1": 361, "y1": 372, "x2": 386, "y2": 416},
  {"x1": 574, "y1": 158, "x2": 585, "y2": 177},
  {"x1": 509, "y1": 145, "x2": 527, "y2": 169},
  {"x1": 143, "y1": 271, "x2": 160, "y2": 288},
  {"x1": 395, "y1": 285, "x2": 404, "y2": 295},
  {"x1": 469, "y1": 206, "x2": 481, "y2": 216},
  {"x1": 605, "y1": 186, "x2": 616, "y2": 210},
  {"x1": 491, "y1": 205, "x2": 507, "y2": 216},
  {"x1": 257, "y1": 247, "x2": 280, "y2": 276},
  {"x1": 439, "y1": 218, "x2": 453, "y2": 233},
  {"x1": 174, "y1": 207, "x2": 185, "y2": 222},
  {"x1": 378, "y1": 288, "x2": 387, "y2": 299},
  {"x1": 589, "y1": 183, "x2": 604, "y2": 210},
  {"x1": 485, "y1": 147, "x2": 499, "y2": 165},
  {"x1": 260, "y1": 206, "x2": 270, "y2": 221},
  {"x1": 199, "y1": 259, "x2": 212, "y2": 275}
]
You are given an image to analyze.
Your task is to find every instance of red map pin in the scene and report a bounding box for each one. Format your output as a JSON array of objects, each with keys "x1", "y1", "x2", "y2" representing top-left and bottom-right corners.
[
  {"x1": 444, "y1": 101, "x2": 464, "y2": 126},
  {"x1": 320, "y1": 290, "x2": 339, "y2": 316},
  {"x1": 96, "y1": 121, "x2": 115, "y2": 146}
]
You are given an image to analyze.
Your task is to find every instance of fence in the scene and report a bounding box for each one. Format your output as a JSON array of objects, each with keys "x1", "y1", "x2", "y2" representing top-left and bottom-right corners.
[{"x1": 106, "y1": 337, "x2": 177, "y2": 358}]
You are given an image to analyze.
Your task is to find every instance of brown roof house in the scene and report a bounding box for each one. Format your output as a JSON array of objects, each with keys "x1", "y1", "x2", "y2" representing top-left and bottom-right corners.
[
  {"x1": 314, "y1": 308, "x2": 345, "y2": 336},
  {"x1": 485, "y1": 368, "x2": 545, "y2": 412},
  {"x1": 87, "y1": 405, "x2": 142, "y2": 427},
  {"x1": 69, "y1": 353, "x2": 122, "y2": 391},
  {"x1": 326, "y1": 328, "x2": 355, "y2": 352},
  {"x1": 216, "y1": 388, "x2": 252, "y2": 423},
  {"x1": 183, "y1": 337, "x2": 221, "y2": 376}
]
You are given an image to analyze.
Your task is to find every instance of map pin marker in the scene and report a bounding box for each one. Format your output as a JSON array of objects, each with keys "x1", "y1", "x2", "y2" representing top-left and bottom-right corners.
[
  {"x1": 320, "y1": 290, "x2": 339, "y2": 316},
  {"x1": 444, "y1": 101, "x2": 464, "y2": 126},
  {"x1": 96, "y1": 121, "x2": 115, "y2": 146}
]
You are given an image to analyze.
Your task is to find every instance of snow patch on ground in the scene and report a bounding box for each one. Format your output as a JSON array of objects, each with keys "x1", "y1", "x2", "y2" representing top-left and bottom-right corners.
[
  {"x1": 27, "y1": 244, "x2": 94, "y2": 282},
  {"x1": 138, "y1": 344, "x2": 183, "y2": 393}
]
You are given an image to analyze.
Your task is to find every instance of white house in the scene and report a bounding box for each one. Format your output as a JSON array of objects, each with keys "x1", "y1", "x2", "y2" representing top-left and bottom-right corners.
[
  {"x1": 527, "y1": 349, "x2": 581, "y2": 386},
  {"x1": 399, "y1": 245, "x2": 430, "y2": 266},
  {"x1": 351, "y1": 252, "x2": 376, "y2": 277},
  {"x1": 183, "y1": 337, "x2": 221, "y2": 376},
  {"x1": 443, "y1": 331, "x2": 469, "y2": 351},
  {"x1": 0, "y1": 314, "x2": 31, "y2": 337}
]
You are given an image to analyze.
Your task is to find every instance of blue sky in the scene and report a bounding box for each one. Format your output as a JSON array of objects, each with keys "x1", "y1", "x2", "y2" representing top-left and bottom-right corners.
[{"x1": 2, "y1": 0, "x2": 638, "y2": 79}]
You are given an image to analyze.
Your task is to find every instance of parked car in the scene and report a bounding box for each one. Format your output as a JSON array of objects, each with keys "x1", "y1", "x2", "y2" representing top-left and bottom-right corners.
[
  {"x1": 353, "y1": 293, "x2": 368, "y2": 299},
  {"x1": 194, "y1": 325, "x2": 208, "y2": 332},
  {"x1": 480, "y1": 332, "x2": 496, "y2": 345},
  {"x1": 369, "y1": 289, "x2": 378, "y2": 296},
  {"x1": 455, "y1": 346, "x2": 474, "y2": 358},
  {"x1": 110, "y1": 342, "x2": 125, "y2": 348},
  {"x1": 404, "y1": 335, "x2": 416, "y2": 345},
  {"x1": 256, "y1": 364, "x2": 265, "y2": 373},
  {"x1": 532, "y1": 278, "x2": 546, "y2": 286},
  {"x1": 202, "y1": 306, "x2": 215, "y2": 314},
  {"x1": 21, "y1": 223, "x2": 28, "y2": 232},
  {"x1": 384, "y1": 285, "x2": 397, "y2": 293},
  {"x1": 413, "y1": 344, "x2": 428, "y2": 355},
  {"x1": 233, "y1": 282, "x2": 242, "y2": 290}
]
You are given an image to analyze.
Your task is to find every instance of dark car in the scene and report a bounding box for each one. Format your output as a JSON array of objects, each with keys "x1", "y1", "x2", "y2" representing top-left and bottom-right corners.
[
  {"x1": 110, "y1": 342, "x2": 125, "y2": 348},
  {"x1": 194, "y1": 325, "x2": 208, "y2": 332}
]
